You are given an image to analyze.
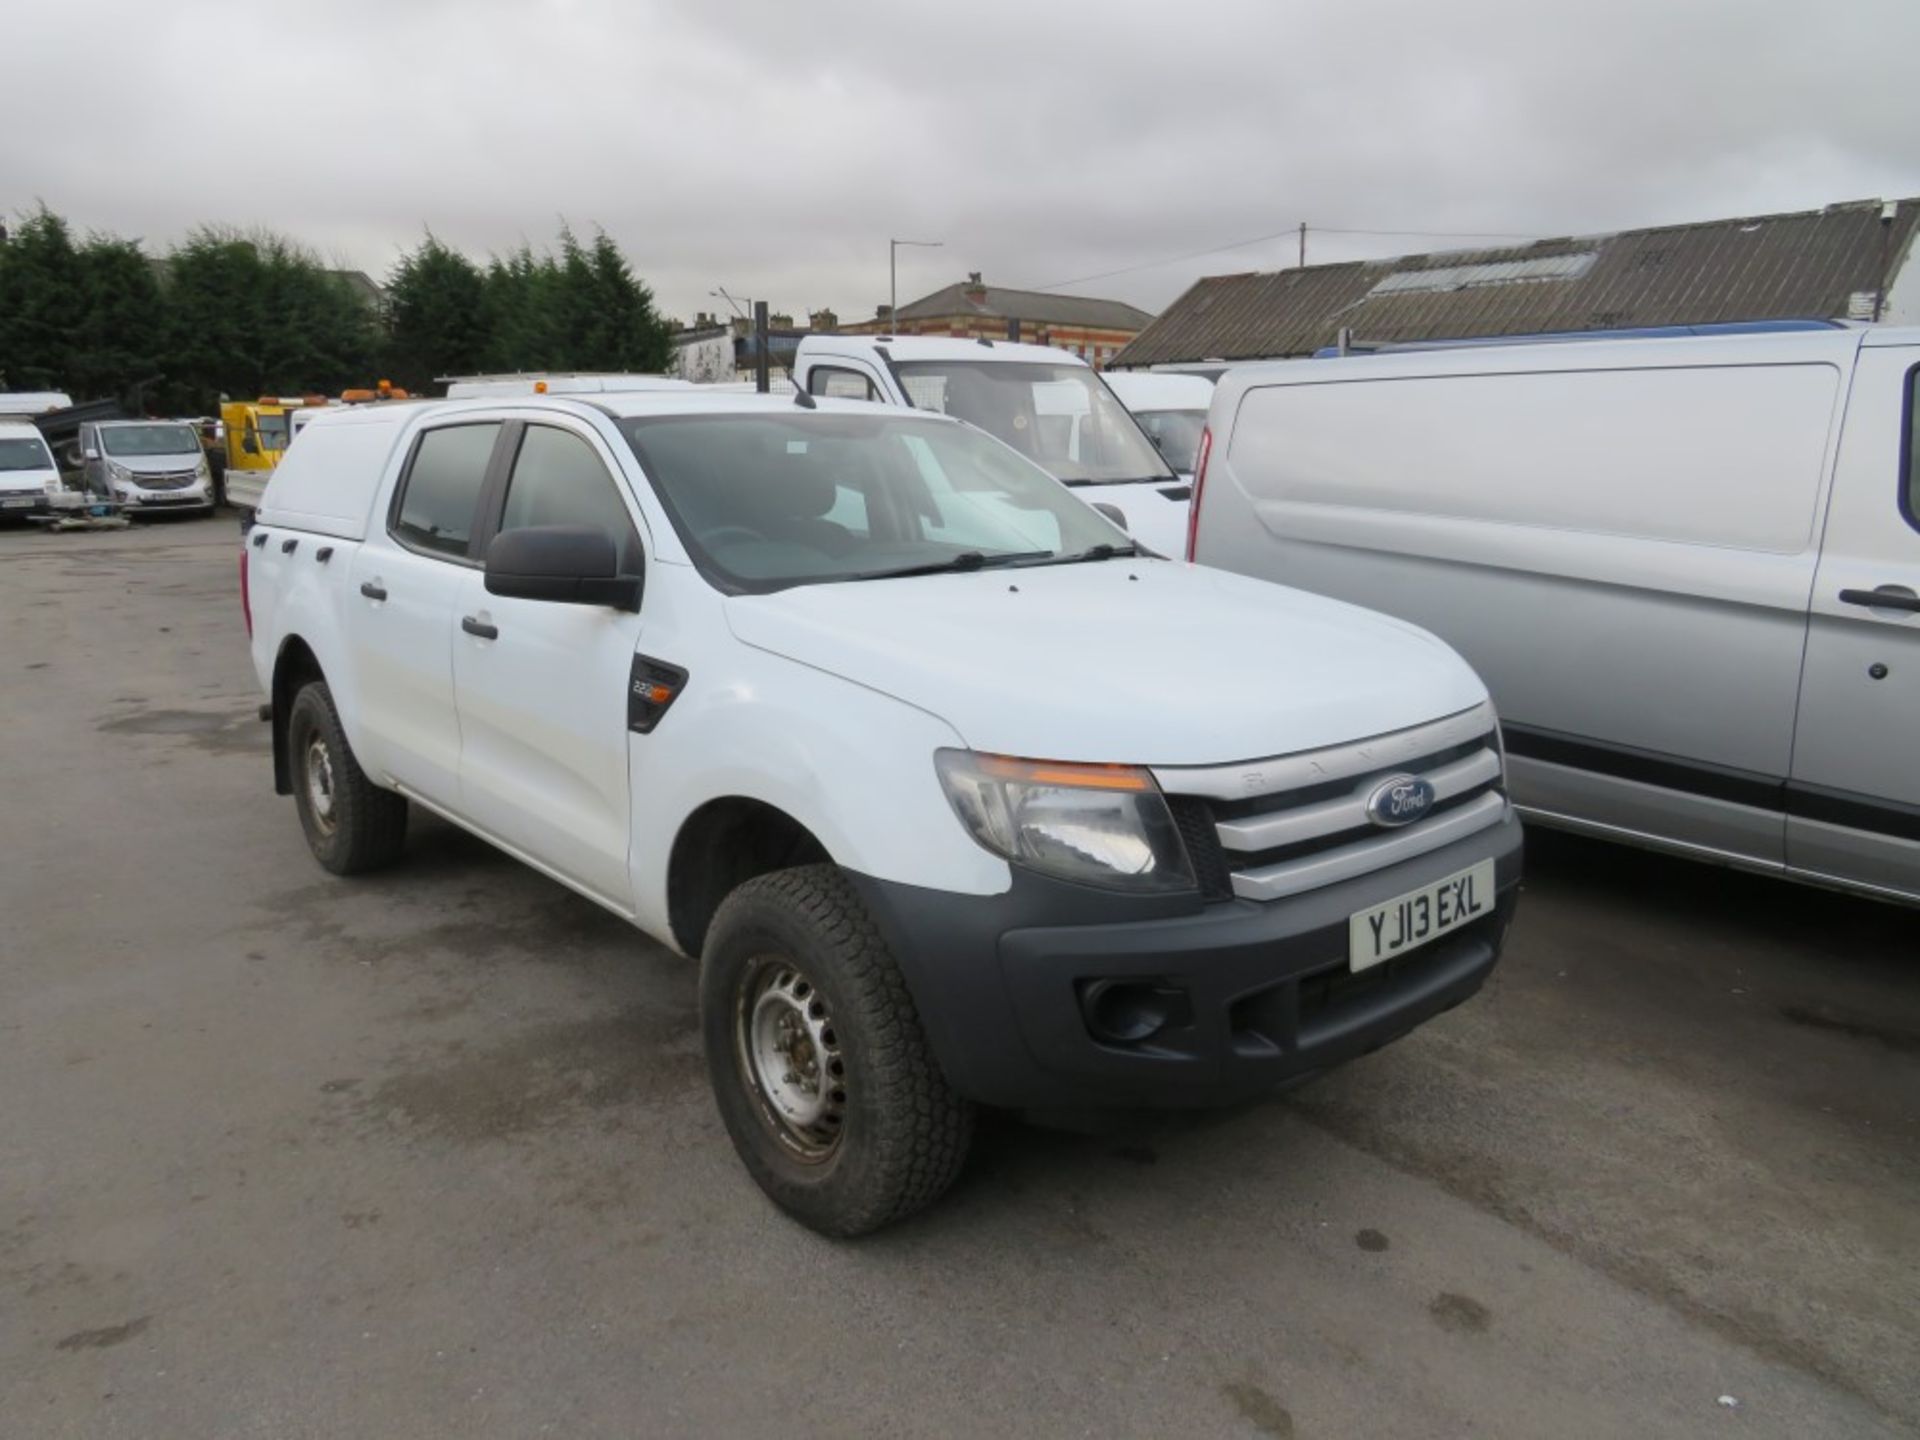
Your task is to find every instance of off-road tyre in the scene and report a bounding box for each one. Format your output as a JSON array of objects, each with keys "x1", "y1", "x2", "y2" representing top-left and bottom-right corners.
[
  {"x1": 287, "y1": 680, "x2": 408, "y2": 875},
  {"x1": 701, "y1": 864, "x2": 975, "y2": 1237}
]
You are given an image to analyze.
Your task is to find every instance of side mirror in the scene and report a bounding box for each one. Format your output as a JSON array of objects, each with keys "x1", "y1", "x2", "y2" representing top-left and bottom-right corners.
[
  {"x1": 484, "y1": 525, "x2": 641, "y2": 612},
  {"x1": 1092, "y1": 501, "x2": 1130, "y2": 531},
  {"x1": 241, "y1": 434, "x2": 260, "y2": 455}
]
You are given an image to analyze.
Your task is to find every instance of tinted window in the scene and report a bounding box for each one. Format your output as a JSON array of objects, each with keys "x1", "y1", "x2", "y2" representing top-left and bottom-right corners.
[
  {"x1": 808, "y1": 366, "x2": 877, "y2": 401},
  {"x1": 619, "y1": 411, "x2": 1124, "y2": 593},
  {"x1": 1907, "y1": 368, "x2": 1920, "y2": 533},
  {"x1": 394, "y1": 423, "x2": 501, "y2": 558},
  {"x1": 499, "y1": 426, "x2": 642, "y2": 572}
]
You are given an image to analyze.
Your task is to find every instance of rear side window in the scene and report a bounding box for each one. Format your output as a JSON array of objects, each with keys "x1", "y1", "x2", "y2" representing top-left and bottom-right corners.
[
  {"x1": 808, "y1": 366, "x2": 878, "y2": 401},
  {"x1": 1905, "y1": 367, "x2": 1920, "y2": 533},
  {"x1": 498, "y1": 425, "x2": 643, "y2": 572},
  {"x1": 393, "y1": 423, "x2": 501, "y2": 558}
]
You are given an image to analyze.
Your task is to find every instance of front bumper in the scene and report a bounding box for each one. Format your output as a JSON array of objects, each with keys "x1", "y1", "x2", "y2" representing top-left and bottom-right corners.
[
  {"x1": 850, "y1": 811, "x2": 1523, "y2": 1109},
  {"x1": 0, "y1": 494, "x2": 51, "y2": 517},
  {"x1": 119, "y1": 489, "x2": 214, "y2": 512}
]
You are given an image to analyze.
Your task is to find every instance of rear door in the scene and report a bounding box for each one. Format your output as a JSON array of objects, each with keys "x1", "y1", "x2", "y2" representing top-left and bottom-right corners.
[
  {"x1": 450, "y1": 417, "x2": 647, "y2": 910},
  {"x1": 344, "y1": 418, "x2": 505, "y2": 807},
  {"x1": 1788, "y1": 343, "x2": 1920, "y2": 898}
]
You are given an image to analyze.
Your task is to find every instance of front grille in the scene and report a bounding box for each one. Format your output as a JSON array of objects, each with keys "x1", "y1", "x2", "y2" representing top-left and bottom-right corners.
[
  {"x1": 132, "y1": 469, "x2": 199, "y2": 491},
  {"x1": 1154, "y1": 702, "x2": 1507, "y2": 903}
]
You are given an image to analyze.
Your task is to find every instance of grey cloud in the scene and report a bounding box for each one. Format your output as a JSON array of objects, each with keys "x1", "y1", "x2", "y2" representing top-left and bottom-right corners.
[{"x1": 3, "y1": 0, "x2": 1917, "y2": 325}]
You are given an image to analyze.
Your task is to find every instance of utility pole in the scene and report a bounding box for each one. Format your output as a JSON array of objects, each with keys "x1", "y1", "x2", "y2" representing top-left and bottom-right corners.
[
  {"x1": 1298, "y1": 222, "x2": 1307, "y2": 269},
  {"x1": 890, "y1": 238, "x2": 943, "y2": 333}
]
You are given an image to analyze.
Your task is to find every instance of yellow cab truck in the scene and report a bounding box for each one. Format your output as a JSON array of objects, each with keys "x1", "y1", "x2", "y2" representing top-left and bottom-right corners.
[{"x1": 223, "y1": 383, "x2": 409, "y2": 516}]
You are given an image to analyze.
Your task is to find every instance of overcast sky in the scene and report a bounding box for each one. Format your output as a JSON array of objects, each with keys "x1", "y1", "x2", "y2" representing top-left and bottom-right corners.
[{"x1": 7, "y1": 0, "x2": 1919, "y2": 325}]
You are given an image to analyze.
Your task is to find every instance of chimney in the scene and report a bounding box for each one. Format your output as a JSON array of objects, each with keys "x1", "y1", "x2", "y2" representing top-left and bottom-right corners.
[
  {"x1": 964, "y1": 271, "x2": 987, "y2": 306},
  {"x1": 875, "y1": 303, "x2": 893, "y2": 324},
  {"x1": 809, "y1": 307, "x2": 839, "y2": 332}
]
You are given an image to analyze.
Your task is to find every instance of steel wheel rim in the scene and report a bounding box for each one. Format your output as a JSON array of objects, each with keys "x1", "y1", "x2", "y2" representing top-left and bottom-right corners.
[
  {"x1": 735, "y1": 958, "x2": 846, "y2": 1161},
  {"x1": 304, "y1": 736, "x2": 338, "y2": 835}
]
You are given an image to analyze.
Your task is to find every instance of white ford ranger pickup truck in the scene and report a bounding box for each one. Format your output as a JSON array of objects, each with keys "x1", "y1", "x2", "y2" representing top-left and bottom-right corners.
[{"x1": 241, "y1": 389, "x2": 1522, "y2": 1235}]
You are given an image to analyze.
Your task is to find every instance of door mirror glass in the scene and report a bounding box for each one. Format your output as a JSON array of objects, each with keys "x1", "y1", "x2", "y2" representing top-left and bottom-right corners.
[
  {"x1": 484, "y1": 525, "x2": 641, "y2": 611},
  {"x1": 83, "y1": 447, "x2": 99, "y2": 461}
]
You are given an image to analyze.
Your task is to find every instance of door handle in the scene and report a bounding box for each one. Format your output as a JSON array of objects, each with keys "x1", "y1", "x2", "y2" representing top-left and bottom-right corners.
[
  {"x1": 1838, "y1": 586, "x2": 1920, "y2": 614},
  {"x1": 461, "y1": 615, "x2": 499, "y2": 640},
  {"x1": 359, "y1": 581, "x2": 387, "y2": 601}
]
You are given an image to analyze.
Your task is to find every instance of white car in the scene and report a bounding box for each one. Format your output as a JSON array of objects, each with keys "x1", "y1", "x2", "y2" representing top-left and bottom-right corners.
[
  {"x1": 0, "y1": 422, "x2": 64, "y2": 520},
  {"x1": 794, "y1": 335, "x2": 1195, "y2": 558},
  {"x1": 1103, "y1": 371, "x2": 1215, "y2": 480},
  {"x1": 242, "y1": 388, "x2": 1521, "y2": 1234}
]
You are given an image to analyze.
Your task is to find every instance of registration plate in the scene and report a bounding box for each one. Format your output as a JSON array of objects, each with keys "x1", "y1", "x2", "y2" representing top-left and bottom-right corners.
[
  {"x1": 1349, "y1": 860, "x2": 1494, "y2": 972},
  {"x1": 1, "y1": 497, "x2": 34, "y2": 508}
]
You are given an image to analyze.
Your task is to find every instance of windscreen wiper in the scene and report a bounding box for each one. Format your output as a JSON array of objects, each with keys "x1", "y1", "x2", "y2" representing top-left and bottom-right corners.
[
  {"x1": 1044, "y1": 542, "x2": 1140, "y2": 564},
  {"x1": 849, "y1": 550, "x2": 1054, "y2": 582}
]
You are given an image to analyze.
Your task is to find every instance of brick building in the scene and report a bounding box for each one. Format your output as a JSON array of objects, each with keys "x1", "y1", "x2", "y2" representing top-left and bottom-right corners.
[{"x1": 840, "y1": 273, "x2": 1154, "y2": 369}]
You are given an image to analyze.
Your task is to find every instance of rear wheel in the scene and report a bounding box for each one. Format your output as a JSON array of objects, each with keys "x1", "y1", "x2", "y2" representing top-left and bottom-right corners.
[
  {"x1": 701, "y1": 864, "x2": 974, "y2": 1236},
  {"x1": 287, "y1": 681, "x2": 407, "y2": 874}
]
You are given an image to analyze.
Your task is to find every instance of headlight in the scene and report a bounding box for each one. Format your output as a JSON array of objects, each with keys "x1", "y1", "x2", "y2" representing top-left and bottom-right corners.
[
  {"x1": 44, "y1": 477, "x2": 60, "y2": 495},
  {"x1": 934, "y1": 749, "x2": 1196, "y2": 893},
  {"x1": 108, "y1": 460, "x2": 135, "y2": 482}
]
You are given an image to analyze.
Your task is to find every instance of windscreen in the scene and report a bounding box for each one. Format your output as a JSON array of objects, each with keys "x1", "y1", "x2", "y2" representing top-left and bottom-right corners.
[
  {"x1": 892, "y1": 360, "x2": 1175, "y2": 486},
  {"x1": 254, "y1": 413, "x2": 292, "y2": 450},
  {"x1": 0, "y1": 436, "x2": 54, "y2": 472},
  {"x1": 102, "y1": 423, "x2": 201, "y2": 457},
  {"x1": 1131, "y1": 409, "x2": 1207, "y2": 473},
  {"x1": 620, "y1": 411, "x2": 1128, "y2": 593}
]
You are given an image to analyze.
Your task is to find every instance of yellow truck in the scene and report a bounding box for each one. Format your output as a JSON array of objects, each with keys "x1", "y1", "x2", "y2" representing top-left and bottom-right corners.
[{"x1": 223, "y1": 385, "x2": 409, "y2": 514}]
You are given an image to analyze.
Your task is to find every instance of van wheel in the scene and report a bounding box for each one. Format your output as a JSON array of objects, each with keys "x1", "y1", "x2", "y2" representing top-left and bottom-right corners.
[
  {"x1": 287, "y1": 681, "x2": 407, "y2": 875},
  {"x1": 701, "y1": 864, "x2": 974, "y2": 1237}
]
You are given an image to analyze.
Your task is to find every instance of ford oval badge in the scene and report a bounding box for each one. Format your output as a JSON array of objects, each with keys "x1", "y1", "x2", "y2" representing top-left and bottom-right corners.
[{"x1": 1366, "y1": 774, "x2": 1436, "y2": 828}]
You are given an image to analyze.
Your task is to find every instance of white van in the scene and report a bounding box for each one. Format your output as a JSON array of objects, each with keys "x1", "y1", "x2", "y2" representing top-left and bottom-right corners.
[
  {"x1": 0, "y1": 422, "x2": 64, "y2": 520},
  {"x1": 1191, "y1": 326, "x2": 1920, "y2": 904},
  {"x1": 1103, "y1": 371, "x2": 1215, "y2": 479}
]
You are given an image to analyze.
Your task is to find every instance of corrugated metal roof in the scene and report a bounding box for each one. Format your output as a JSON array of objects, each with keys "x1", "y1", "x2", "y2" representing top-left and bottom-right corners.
[
  {"x1": 896, "y1": 280, "x2": 1155, "y2": 333},
  {"x1": 1114, "y1": 198, "x2": 1920, "y2": 367}
]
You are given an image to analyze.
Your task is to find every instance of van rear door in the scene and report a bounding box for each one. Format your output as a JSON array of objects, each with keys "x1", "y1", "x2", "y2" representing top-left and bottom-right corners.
[{"x1": 1788, "y1": 343, "x2": 1920, "y2": 899}]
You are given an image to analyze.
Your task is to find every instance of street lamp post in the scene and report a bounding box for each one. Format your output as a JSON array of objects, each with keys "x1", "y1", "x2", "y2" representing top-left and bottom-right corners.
[{"x1": 890, "y1": 238, "x2": 943, "y2": 333}]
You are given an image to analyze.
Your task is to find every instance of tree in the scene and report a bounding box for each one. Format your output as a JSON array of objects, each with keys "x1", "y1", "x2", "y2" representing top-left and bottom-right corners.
[
  {"x1": 161, "y1": 227, "x2": 379, "y2": 409},
  {"x1": 384, "y1": 234, "x2": 489, "y2": 391},
  {"x1": 0, "y1": 206, "x2": 86, "y2": 391}
]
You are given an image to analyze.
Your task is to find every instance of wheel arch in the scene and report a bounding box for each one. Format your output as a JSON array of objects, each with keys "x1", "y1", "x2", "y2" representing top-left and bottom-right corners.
[
  {"x1": 667, "y1": 795, "x2": 832, "y2": 958},
  {"x1": 270, "y1": 634, "x2": 326, "y2": 795}
]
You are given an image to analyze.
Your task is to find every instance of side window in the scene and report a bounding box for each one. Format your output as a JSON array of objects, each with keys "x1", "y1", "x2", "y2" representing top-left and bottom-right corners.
[
  {"x1": 498, "y1": 425, "x2": 643, "y2": 572},
  {"x1": 393, "y1": 422, "x2": 502, "y2": 559},
  {"x1": 807, "y1": 366, "x2": 877, "y2": 401},
  {"x1": 1906, "y1": 368, "x2": 1920, "y2": 533}
]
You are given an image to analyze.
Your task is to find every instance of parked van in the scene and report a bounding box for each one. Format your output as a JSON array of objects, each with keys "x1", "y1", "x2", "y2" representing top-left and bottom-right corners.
[
  {"x1": 794, "y1": 336, "x2": 1192, "y2": 557},
  {"x1": 1190, "y1": 326, "x2": 1920, "y2": 904},
  {"x1": 0, "y1": 422, "x2": 64, "y2": 520},
  {"x1": 80, "y1": 420, "x2": 216, "y2": 516},
  {"x1": 1104, "y1": 371, "x2": 1215, "y2": 479}
]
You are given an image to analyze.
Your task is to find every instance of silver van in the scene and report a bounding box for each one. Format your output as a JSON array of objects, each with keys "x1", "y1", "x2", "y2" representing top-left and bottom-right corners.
[
  {"x1": 1191, "y1": 326, "x2": 1920, "y2": 904},
  {"x1": 80, "y1": 420, "x2": 216, "y2": 516}
]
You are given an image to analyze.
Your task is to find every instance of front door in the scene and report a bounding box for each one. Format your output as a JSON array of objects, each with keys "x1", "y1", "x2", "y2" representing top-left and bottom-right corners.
[
  {"x1": 1788, "y1": 343, "x2": 1920, "y2": 898},
  {"x1": 451, "y1": 419, "x2": 647, "y2": 909}
]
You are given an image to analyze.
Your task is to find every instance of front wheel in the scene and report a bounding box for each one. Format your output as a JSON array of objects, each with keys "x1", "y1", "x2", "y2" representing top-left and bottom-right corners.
[
  {"x1": 700, "y1": 865, "x2": 974, "y2": 1236},
  {"x1": 286, "y1": 680, "x2": 408, "y2": 875}
]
